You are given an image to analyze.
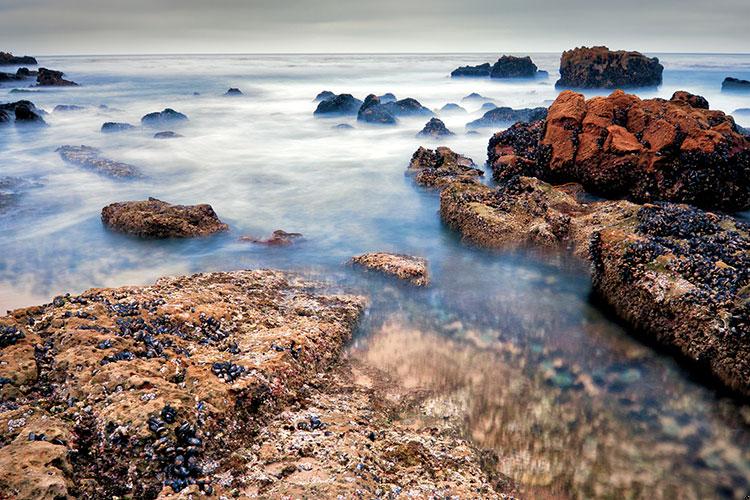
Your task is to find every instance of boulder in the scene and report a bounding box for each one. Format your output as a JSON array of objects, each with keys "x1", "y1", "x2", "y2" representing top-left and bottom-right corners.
[
  {"x1": 101, "y1": 122, "x2": 135, "y2": 133},
  {"x1": 556, "y1": 46, "x2": 663, "y2": 89},
  {"x1": 381, "y1": 97, "x2": 432, "y2": 117},
  {"x1": 466, "y1": 106, "x2": 547, "y2": 129},
  {"x1": 417, "y1": 117, "x2": 454, "y2": 138},
  {"x1": 357, "y1": 94, "x2": 397, "y2": 125},
  {"x1": 153, "y1": 131, "x2": 183, "y2": 139},
  {"x1": 240, "y1": 229, "x2": 303, "y2": 246},
  {"x1": 407, "y1": 146, "x2": 483, "y2": 188},
  {"x1": 141, "y1": 108, "x2": 188, "y2": 126},
  {"x1": 53, "y1": 104, "x2": 85, "y2": 112},
  {"x1": 0, "y1": 52, "x2": 37, "y2": 65},
  {"x1": 490, "y1": 55, "x2": 538, "y2": 78},
  {"x1": 57, "y1": 145, "x2": 143, "y2": 178},
  {"x1": 224, "y1": 88, "x2": 243, "y2": 96},
  {"x1": 36, "y1": 68, "x2": 77, "y2": 86},
  {"x1": 451, "y1": 63, "x2": 491, "y2": 78},
  {"x1": 313, "y1": 90, "x2": 336, "y2": 102},
  {"x1": 314, "y1": 94, "x2": 363, "y2": 116},
  {"x1": 722, "y1": 77, "x2": 750, "y2": 92},
  {"x1": 378, "y1": 92, "x2": 397, "y2": 103},
  {"x1": 439, "y1": 103, "x2": 466, "y2": 114},
  {"x1": 350, "y1": 252, "x2": 430, "y2": 286},
  {"x1": 0, "y1": 100, "x2": 46, "y2": 125},
  {"x1": 101, "y1": 197, "x2": 228, "y2": 238},
  {"x1": 488, "y1": 90, "x2": 750, "y2": 211}
]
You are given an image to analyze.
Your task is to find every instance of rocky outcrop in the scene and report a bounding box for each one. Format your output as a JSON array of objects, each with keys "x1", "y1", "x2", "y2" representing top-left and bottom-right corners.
[
  {"x1": 153, "y1": 131, "x2": 183, "y2": 139},
  {"x1": 224, "y1": 88, "x2": 242, "y2": 96},
  {"x1": 407, "y1": 146, "x2": 483, "y2": 188},
  {"x1": 101, "y1": 198, "x2": 228, "y2": 238},
  {"x1": 451, "y1": 63, "x2": 491, "y2": 78},
  {"x1": 0, "y1": 67, "x2": 35, "y2": 81},
  {"x1": 141, "y1": 108, "x2": 188, "y2": 126},
  {"x1": 378, "y1": 92, "x2": 397, "y2": 103},
  {"x1": 313, "y1": 90, "x2": 335, "y2": 102},
  {"x1": 101, "y1": 122, "x2": 135, "y2": 133},
  {"x1": 0, "y1": 100, "x2": 46, "y2": 125},
  {"x1": 0, "y1": 51, "x2": 37, "y2": 65},
  {"x1": 57, "y1": 145, "x2": 143, "y2": 179},
  {"x1": 0, "y1": 270, "x2": 365, "y2": 498},
  {"x1": 722, "y1": 77, "x2": 750, "y2": 92},
  {"x1": 439, "y1": 103, "x2": 466, "y2": 114},
  {"x1": 314, "y1": 94, "x2": 363, "y2": 116},
  {"x1": 462, "y1": 92, "x2": 490, "y2": 103},
  {"x1": 488, "y1": 90, "x2": 750, "y2": 211},
  {"x1": 240, "y1": 229, "x2": 303, "y2": 246},
  {"x1": 556, "y1": 46, "x2": 663, "y2": 89},
  {"x1": 490, "y1": 55, "x2": 539, "y2": 78},
  {"x1": 467, "y1": 106, "x2": 547, "y2": 129},
  {"x1": 351, "y1": 252, "x2": 430, "y2": 286},
  {"x1": 357, "y1": 94, "x2": 397, "y2": 125},
  {"x1": 36, "y1": 68, "x2": 77, "y2": 86},
  {"x1": 417, "y1": 117, "x2": 454, "y2": 138},
  {"x1": 382, "y1": 97, "x2": 432, "y2": 117}
]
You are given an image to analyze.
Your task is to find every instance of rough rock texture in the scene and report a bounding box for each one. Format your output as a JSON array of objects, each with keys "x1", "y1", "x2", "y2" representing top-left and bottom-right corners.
[
  {"x1": 101, "y1": 122, "x2": 135, "y2": 133},
  {"x1": 350, "y1": 253, "x2": 430, "y2": 287},
  {"x1": 0, "y1": 52, "x2": 37, "y2": 65},
  {"x1": 417, "y1": 117, "x2": 454, "y2": 138},
  {"x1": 101, "y1": 198, "x2": 228, "y2": 238},
  {"x1": 57, "y1": 145, "x2": 143, "y2": 179},
  {"x1": 722, "y1": 77, "x2": 750, "y2": 92},
  {"x1": 488, "y1": 90, "x2": 750, "y2": 211},
  {"x1": 451, "y1": 62, "x2": 491, "y2": 78},
  {"x1": 0, "y1": 270, "x2": 366, "y2": 498},
  {"x1": 490, "y1": 55, "x2": 539, "y2": 79},
  {"x1": 357, "y1": 94, "x2": 397, "y2": 125},
  {"x1": 590, "y1": 203, "x2": 750, "y2": 397},
  {"x1": 36, "y1": 68, "x2": 78, "y2": 86},
  {"x1": 240, "y1": 230, "x2": 303, "y2": 246},
  {"x1": 223, "y1": 88, "x2": 242, "y2": 96},
  {"x1": 154, "y1": 131, "x2": 183, "y2": 139},
  {"x1": 141, "y1": 109, "x2": 189, "y2": 127},
  {"x1": 556, "y1": 46, "x2": 663, "y2": 89},
  {"x1": 0, "y1": 100, "x2": 46, "y2": 125},
  {"x1": 407, "y1": 146, "x2": 483, "y2": 188},
  {"x1": 314, "y1": 94, "x2": 363, "y2": 116},
  {"x1": 467, "y1": 106, "x2": 548, "y2": 129}
]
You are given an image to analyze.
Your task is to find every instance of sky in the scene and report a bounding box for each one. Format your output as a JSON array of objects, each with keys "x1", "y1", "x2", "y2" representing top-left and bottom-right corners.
[{"x1": 0, "y1": 0, "x2": 748, "y2": 55}]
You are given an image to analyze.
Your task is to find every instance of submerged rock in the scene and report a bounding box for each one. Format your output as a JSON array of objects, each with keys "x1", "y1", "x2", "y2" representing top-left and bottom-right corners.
[
  {"x1": 53, "y1": 104, "x2": 85, "y2": 112},
  {"x1": 556, "y1": 46, "x2": 663, "y2": 89},
  {"x1": 351, "y1": 252, "x2": 430, "y2": 286},
  {"x1": 314, "y1": 94, "x2": 363, "y2": 116},
  {"x1": 0, "y1": 51, "x2": 37, "y2": 65},
  {"x1": 100, "y1": 122, "x2": 135, "y2": 133},
  {"x1": 488, "y1": 90, "x2": 750, "y2": 211},
  {"x1": 141, "y1": 108, "x2": 188, "y2": 126},
  {"x1": 224, "y1": 87, "x2": 243, "y2": 96},
  {"x1": 240, "y1": 229, "x2": 303, "y2": 246},
  {"x1": 407, "y1": 146, "x2": 483, "y2": 188},
  {"x1": 332, "y1": 123, "x2": 354, "y2": 130},
  {"x1": 56, "y1": 145, "x2": 143, "y2": 179},
  {"x1": 722, "y1": 77, "x2": 750, "y2": 92},
  {"x1": 0, "y1": 270, "x2": 365, "y2": 498},
  {"x1": 466, "y1": 106, "x2": 547, "y2": 129},
  {"x1": 153, "y1": 131, "x2": 183, "y2": 139},
  {"x1": 0, "y1": 100, "x2": 46, "y2": 125},
  {"x1": 36, "y1": 68, "x2": 77, "y2": 86},
  {"x1": 417, "y1": 117, "x2": 454, "y2": 138},
  {"x1": 451, "y1": 62, "x2": 491, "y2": 78},
  {"x1": 101, "y1": 197, "x2": 228, "y2": 238}
]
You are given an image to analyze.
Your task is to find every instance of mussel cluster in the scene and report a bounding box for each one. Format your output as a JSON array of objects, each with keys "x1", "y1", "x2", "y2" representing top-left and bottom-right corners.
[{"x1": 0, "y1": 325, "x2": 25, "y2": 348}]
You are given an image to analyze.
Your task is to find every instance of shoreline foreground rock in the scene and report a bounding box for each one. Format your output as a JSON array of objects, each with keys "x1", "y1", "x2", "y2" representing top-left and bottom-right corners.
[
  {"x1": 556, "y1": 46, "x2": 663, "y2": 88},
  {"x1": 351, "y1": 252, "x2": 430, "y2": 286},
  {"x1": 101, "y1": 198, "x2": 228, "y2": 238}
]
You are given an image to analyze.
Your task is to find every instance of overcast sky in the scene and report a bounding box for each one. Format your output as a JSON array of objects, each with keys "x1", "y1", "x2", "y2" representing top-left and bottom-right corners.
[{"x1": 1, "y1": 0, "x2": 748, "y2": 55}]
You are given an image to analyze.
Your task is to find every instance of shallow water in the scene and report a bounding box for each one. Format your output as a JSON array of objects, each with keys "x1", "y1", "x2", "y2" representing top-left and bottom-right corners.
[{"x1": 2, "y1": 52, "x2": 750, "y2": 498}]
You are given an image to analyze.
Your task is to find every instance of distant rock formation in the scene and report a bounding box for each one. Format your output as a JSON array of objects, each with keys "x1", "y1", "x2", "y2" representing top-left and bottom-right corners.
[
  {"x1": 722, "y1": 77, "x2": 750, "y2": 92},
  {"x1": 101, "y1": 122, "x2": 135, "y2": 133},
  {"x1": 36, "y1": 68, "x2": 78, "y2": 86},
  {"x1": 53, "y1": 105, "x2": 85, "y2": 112},
  {"x1": 555, "y1": 46, "x2": 663, "y2": 88},
  {"x1": 141, "y1": 108, "x2": 188, "y2": 126},
  {"x1": 0, "y1": 51, "x2": 37, "y2": 65},
  {"x1": 314, "y1": 94, "x2": 363, "y2": 116},
  {"x1": 452, "y1": 56, "x2": 546, "y2": 79},
  {"x1": 224, "y1": 88, "x2": 243, "y2": 96},
  {"x1": 451, "y1": 63, "x2": 491, "y2": 78}
]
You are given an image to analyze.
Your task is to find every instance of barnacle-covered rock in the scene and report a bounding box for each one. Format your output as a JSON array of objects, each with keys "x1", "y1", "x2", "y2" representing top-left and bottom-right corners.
[
  {"x1": 556, "y1": 46, "x2": 663, "y2": 88},
  {"x1": 407, "y1": 146, "x2": 483, "y2": 188},
  {"x1": 101, "y1": 198, "x2": 228, "y2": 238},
  {"x1": 351, "y1": 252, "x2": 430, "y2": 286}
]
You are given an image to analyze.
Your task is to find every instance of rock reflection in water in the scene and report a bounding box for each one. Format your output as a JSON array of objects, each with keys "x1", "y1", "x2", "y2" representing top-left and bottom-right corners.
[{"x1": 351, "y1": 320, "x2": 750, "y2": 499}]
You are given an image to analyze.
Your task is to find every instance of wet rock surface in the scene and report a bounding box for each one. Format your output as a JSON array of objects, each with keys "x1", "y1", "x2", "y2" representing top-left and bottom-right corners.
[
  {"x1": 101, "y1": 197, "x2": 228, "y2": 238},
  {"x1": 490, "y1": 55, "x2": 541, "y2": 79},
  {"x1": 467, "y1": 106, "x2": 548, "y2": 129},
  {"x1": 0, "y1": 270, "x2": 366, "y2": 498},
  {"x1": 57, "y1": 145, "x2": 143, "y2": 179},
  {"x1": 357, "y1": 94, "x2": 397, "y2": 125},
  {"x1": 416, "y1": 117, "x2": 454, "y2": 138},
  {"x1": 142, "y1": 108, "x2": 188, "y2": 127},
  {"x1": 0, "y1": 51, "x2": 37, "y2": 65},
  {"x1": 351, "y1": 252, "x2": 430, "y2": 286},
  {"x1": 488, "y1": 90, "x2": 750, "y2": 211},
  {"x1": 36, "y1": 68, "x2": 78, "y2": 86},
  {"x1": 0, "y1": 100, "x2": 46, "y2": 125},
  {"x1": 451, "y1": 62, "x2": 491, "y2": 77},
  {"x1": 408, "y1": 146, "x2": 483, "y2": 188},
  {"x1": 154, "y1": 131, "x2": 183, "y2": 139},
  {"x1": 314, "y1": 94, "x2": 363, "y2": 116},
  {"x1": 556, "y1": 46, "x2": 663, "y2": 89},
  {"x1": 240, "y1": 229, "x2": 303, "y2": 246},
  {"x1": 722, "y1": 77, "x2": 750, "y2": 92},
  {"x1": 101, "y1": 122, "x2": 135, "y2": 133}
]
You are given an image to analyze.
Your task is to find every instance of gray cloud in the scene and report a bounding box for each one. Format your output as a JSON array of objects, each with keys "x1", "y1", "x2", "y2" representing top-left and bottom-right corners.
[{"x1": 0, "y1": 0, "x2": 748, "y2": 54}]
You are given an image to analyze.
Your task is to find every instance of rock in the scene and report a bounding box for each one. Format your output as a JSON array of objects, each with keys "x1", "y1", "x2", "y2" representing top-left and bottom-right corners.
[
  {"x1": 378, "y1": 92, "x2": 397, "y2": 103},
  {"x1": 439, "y1": 103, "x2": 466, "y2": 114},
  {"x1": 332, "y1": 123, "x2": 354, "y2": 130},
  {"x1": 0, "y1": 270, "x2": 365, "y2": 498},
  {"x1": 101, "y1": 197, "x2": 228, "y2": 238},
  {"x1": 490, "y1": 55, "x2": 539, "y2": 78},
  {"x1": 0, "y1": 100, "x2": 46, "y2": 125},
  {"x1": 451, "y1": 63, "x2": 491, "y2": 78},
  {"x1": 488, "y1": 90, "x2": 750, "y2": 211},
  {"x1": 722, "y1": 77, "x2": 750, "y2": 92},
  {"x1": 479, "y1": 102, "x2": 497, "y2": 112},
  {"x1": 590, "y1": 202, "x2": 750, "y2": 397},
  {"x1": 357, "y1": 94, "x2": 396, "y2": 125},
  {"x1": 141, "y1": 108, "x2": 188, "y2": 126},
  {"x1": 224, "y1": 87, "x2": 243, "y2": 96},
  {"x1": 0, "y1": 67, "x2": 34, "y2": 81},
  {"x1": 733, "y1": 108, "x2": 750, "y2": 116},
  {"x1": 670, "y1": 90, "x2": 709, "y2": 109},
  {"x1": 462, "y1": 92, "x2": 490, "y2": 103},
  {"x1": 417, "y1": 117, "x2": 454, "y2": 138},
  {"x1": 314, "y1": 94, "x2": 363, "y2": 116},
  {"x1": 556, "y1": 46, "x2": 663, "y2": 89},
  {"x1": 313, "y1": 90, "x2": 336, "y2": 102},
  {"x1": 240, "y1": 230, "x2": 303, "y2": 246},
  {"x1": 153, "y1": 131, "x2": 183, "y2": 139},
  {"x1": 466, "y1": 106, "x2": 547, "y2": 129},
  {"x1": 36, "y1": 68, "x2": 78, "y2": 86},
  {"x1": 350, "y1": 252, "x2": 430, "y2": 286},
  {"x1": 101, "y1": 122, "x2": 135, "y2": 133},
  {"x1": 0, "y1": 52, "x2": 37, "y2": 65},
  {"x1": 381, "y1": 97, "x2": 432, "y2": 117},
  {"x1": 57, "y1": 145, "x2": 143, "y2": 179},
  {"x1": 407, "y1": 146, "x2": 483, "y2": 188},
  {"x1": 53, "y1": 104, "x2": 85, "y2": 112}
]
